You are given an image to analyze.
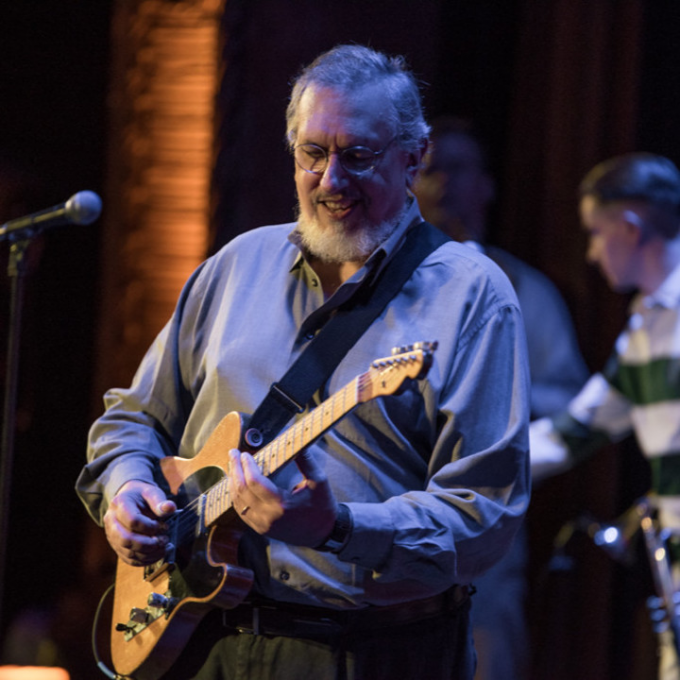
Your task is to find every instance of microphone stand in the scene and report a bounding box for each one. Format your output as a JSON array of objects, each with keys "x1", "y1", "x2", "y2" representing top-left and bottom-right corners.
[
  {"x1": 637, "y1": 498, "x2": 680, "y2": 661},
  {"x1": 0, "y1": 191, "x2": 101, "y2": 642},
  {"x1": 0, "y1": 236, "x2": 32, "y2": 637}
]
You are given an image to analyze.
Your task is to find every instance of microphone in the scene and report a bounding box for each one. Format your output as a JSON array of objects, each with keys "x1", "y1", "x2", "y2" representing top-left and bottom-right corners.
[{"x1": 0, "y1": 190, "x2": 102, "y2": 241}]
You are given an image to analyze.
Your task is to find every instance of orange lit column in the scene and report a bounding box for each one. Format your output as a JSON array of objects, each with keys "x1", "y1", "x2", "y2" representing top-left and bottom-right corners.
[{"x1": 93, "y1": 0, "x2": 225, "y2": 401}]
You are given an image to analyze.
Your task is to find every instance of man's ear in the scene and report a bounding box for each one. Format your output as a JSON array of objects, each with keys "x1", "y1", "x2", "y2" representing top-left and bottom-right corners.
[
  {"x1": 622, "y1": 209, "x2": 643, "y2": 228},
  {"x1": 622, "y1": 209, "x2": 645, "y2": 243},
  {"x1": 405, "y1": 139, "x2": 429, "y2": 189}
]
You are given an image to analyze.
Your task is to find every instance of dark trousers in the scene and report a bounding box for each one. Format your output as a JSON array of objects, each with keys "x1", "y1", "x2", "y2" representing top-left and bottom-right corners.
[{"x1": 162, "y1": 597, "x2": 475, "y2": 680}]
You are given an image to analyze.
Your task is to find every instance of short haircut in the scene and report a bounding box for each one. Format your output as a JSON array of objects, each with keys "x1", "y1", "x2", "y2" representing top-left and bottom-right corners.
[
  {"x1": 579, "y1": 152, "x2": 680, "y2": 239},
  {"x1": 285, "y1": 44, "x2": 430, "y2": 155}
]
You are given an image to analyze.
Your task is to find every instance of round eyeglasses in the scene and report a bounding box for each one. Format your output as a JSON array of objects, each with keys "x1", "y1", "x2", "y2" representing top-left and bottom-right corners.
[{"x1": 293, "y1": 137, "x2": 397, "y2": 176}]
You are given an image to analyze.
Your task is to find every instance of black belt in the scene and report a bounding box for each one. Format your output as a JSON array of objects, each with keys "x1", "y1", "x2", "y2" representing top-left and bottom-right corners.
[{"x1": 221, "y1": 585, "x2": 472, "y2": 639}]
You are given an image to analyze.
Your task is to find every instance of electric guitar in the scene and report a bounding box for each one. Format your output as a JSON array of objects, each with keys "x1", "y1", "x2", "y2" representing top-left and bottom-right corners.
[{"x1": 108, "y1": 342, "x2": 437, "y2": 680}]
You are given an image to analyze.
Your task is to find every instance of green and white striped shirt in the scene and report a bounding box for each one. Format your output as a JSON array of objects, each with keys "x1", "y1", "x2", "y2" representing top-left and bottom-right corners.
[
  {"x1": 557, "y1": 263, "x2": 680, "y2": 496},
  {"x1": 540, "y1": 262, "x2": 680, "y2": 533}
]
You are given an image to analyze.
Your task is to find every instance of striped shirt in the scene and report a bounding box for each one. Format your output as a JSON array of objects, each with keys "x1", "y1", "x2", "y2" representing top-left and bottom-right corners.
[{"x1": 553, "y1": 262, "x2": 680, "y2": 528}]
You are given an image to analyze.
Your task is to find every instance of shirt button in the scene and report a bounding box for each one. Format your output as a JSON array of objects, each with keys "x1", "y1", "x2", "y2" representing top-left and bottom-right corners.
[
  {"x1": 279, "y1": 571, "x2": 290, "y2": 581},
  {"x1": 304, "y1": 331, "x2": 315, "y2": 341}
]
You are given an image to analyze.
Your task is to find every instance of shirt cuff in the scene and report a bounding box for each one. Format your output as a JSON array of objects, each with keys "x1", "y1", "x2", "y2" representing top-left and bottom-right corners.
[
  {"x1": 104, "y1": 455, "x2": 159, "y2": 507},
  {"x1": 336, "y1": 501, "x2": 395, "y2": 570}
]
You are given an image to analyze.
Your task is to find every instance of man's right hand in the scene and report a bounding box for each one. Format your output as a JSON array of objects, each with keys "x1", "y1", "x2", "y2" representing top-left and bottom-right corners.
[{"x1": 103, "y1": 480, "x2": 177, "y2": 566}]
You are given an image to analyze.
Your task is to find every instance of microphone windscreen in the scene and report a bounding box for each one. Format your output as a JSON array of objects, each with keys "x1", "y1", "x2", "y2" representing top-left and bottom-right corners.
[{"x1": 66, "y1": 191, "x2": 102, "y2": 225}]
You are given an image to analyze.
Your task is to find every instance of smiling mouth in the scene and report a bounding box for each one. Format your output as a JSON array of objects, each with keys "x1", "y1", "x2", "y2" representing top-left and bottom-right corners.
[{"x1": 318, "y1": 197, "x2": 360, "y2": 219}]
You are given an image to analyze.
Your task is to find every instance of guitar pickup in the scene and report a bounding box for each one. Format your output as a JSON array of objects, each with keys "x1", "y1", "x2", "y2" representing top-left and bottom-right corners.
[{"x1": 144, "y1": 548, "x2": 176, "y2": 582}]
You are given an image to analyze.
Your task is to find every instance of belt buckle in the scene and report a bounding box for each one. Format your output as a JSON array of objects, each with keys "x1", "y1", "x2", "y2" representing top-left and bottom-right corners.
[{"x1": 236, "y1": 605, "x2": 261, "y2": 635}]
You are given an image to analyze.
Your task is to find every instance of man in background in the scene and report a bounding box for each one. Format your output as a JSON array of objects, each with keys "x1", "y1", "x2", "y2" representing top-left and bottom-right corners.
[
  {"x1": 531, "y1": 152, "x2": 680, "y2": 680},
  {"x1": 415, "y1": 117, "x2": 589, "y2": 680}
]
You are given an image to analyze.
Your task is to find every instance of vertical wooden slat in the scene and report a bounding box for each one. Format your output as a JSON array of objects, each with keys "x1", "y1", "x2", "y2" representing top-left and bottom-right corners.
[{"x1": 93, "y1": 0, "x2": 225, "y2": 404}]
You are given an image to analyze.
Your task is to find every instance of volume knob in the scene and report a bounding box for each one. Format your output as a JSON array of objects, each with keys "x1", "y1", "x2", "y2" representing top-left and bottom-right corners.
[{"x1": 147, "y1": 592, "x2": 171, "y2": 609}]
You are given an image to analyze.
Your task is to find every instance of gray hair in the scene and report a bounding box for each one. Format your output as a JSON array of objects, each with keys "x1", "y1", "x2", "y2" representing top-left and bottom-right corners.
[{"x1": 285, "y1": 44, "x2": 430, "y2": 154}]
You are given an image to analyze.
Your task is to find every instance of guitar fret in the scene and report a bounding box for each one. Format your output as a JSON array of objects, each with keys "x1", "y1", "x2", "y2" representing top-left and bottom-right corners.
[
  {"x1": 256, "y1": 448, "x2": 268, "y2": 477},
  {"x1": 204, "y1": 477, "x2": 229, "y2": 527},
  {"x1": 303, "y1": 412, "x2": 313, "y2": 446},
  {"x1": 205, "y1": 488, "x2": 213, "y2": 527},
  {"x1": 215, "y1": 484, "x2": 221, "y2": 525},
  {"x1": 324, "y1": 390, "x2": 335, "y2": 432},
  {"x1": 273, "y1": 437, "x2": 281, "y2": 472},
  {"x1": 308, "y1": 411, "x2": 315, "y2": 441},
  {"x1": 266, "y1": 442, "x2": 275, "y2": 475},
  {"x1": 293, "y1": 420, "x2": 301, "y2": 451}
]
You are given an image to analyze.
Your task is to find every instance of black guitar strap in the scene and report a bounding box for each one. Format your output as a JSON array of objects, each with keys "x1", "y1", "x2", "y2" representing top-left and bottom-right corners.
[{"x1": 244, "y1": 221, "x2": 450, "y2": 447}]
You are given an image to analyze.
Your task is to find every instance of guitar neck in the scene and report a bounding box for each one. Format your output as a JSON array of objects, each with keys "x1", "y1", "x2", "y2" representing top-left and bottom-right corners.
[
  {"x1": 170, "y1": 341, "x2": 435, "y2": 539},
  {"x1": 201, "y1": 373, "x2": 363, "y2": 527}
]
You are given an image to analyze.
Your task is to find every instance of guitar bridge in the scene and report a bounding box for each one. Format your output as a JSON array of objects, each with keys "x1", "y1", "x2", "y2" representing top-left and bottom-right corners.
[{"x1": 144, "y1": 556, "x2": 174, "y2": 582}]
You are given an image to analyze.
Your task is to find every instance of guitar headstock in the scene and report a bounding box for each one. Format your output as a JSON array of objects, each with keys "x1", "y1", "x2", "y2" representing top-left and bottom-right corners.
[{"x1": 359, "y1": 341, "x2": 438, "y2": 400}]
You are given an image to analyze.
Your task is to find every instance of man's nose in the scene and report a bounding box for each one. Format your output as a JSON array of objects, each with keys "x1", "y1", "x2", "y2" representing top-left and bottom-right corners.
[{"x1": 319, "y1": 153, "x2": 349, "y2": 191}]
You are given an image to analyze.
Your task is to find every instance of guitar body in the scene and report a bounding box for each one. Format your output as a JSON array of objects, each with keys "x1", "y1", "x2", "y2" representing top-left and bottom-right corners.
[{"x1": 110, "y1": 411, "x2": 255, "y2": 680}]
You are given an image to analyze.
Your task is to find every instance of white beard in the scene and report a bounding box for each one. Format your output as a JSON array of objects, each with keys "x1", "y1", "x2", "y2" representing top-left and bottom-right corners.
[{"x1": 296, "y1": 204, "x2": 406, "y2": 263}]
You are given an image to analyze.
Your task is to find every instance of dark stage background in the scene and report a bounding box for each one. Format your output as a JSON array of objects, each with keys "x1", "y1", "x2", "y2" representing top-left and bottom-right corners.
[{"x1": 1, "y1": 1, "x2": 679, "y2": 678}]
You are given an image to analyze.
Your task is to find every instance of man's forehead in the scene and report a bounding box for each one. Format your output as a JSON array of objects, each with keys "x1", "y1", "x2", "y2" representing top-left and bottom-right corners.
[{"x1": 297, "y1": 84, "x2": 393, "y2": 135}]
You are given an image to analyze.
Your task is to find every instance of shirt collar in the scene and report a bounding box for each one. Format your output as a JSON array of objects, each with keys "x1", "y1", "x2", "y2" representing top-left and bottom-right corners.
[{"x1": 631, "y1": 260, "x2": 680, "y2": 312}]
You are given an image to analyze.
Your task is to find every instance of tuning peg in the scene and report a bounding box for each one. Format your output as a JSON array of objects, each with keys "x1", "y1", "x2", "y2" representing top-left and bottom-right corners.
[
  {"x1": 390, "y1": 341, "x2": 439, "y2": 356},
  {"x1": 415, "y1": 340, "x2": 438, "y2": 353}
]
